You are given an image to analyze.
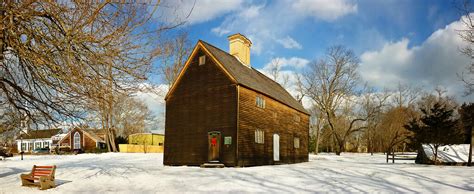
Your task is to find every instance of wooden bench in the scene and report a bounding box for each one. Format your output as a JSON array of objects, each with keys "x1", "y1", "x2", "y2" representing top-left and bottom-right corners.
[{"x1": 20, "y1": 165, "x2": 56, "y2": 190}]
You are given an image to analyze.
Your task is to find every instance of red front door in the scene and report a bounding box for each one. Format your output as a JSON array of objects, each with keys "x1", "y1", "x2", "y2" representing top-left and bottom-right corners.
[{"x1": 208, "y1": 131, "x2": 221, "y2": 162}]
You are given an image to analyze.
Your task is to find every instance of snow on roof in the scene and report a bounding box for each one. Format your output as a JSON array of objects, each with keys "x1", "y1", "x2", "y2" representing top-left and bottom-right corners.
[{"x1": 422, "y1": 144, "x2": 471, "y2": 163}]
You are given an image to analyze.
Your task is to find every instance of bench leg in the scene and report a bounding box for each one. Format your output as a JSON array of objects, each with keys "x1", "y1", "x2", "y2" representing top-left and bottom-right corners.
[
  {"x1": 20, "y1": 174, "x2": 34, "y2": 186},
  {"x1": 39, "y1": 176, "x2": 55, "y2": 190}
]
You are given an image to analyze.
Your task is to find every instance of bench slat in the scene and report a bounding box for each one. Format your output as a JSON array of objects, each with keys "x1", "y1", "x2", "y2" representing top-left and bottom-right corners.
[
  {"x1": 32, "y1": 173, "x2": 51, "y2": 176},
  {"x1": 34, "y1": 168, "x2": 54, "y2": 170},
  {"x1": 34, "y1": 169, "x2": 54, "y2": 172},
  {"x1": 33, "y1": 171, "x2": 52, "y2": 174},
  {"x1": 35, "y1": 166, "x2": 54, "y2": 168}
]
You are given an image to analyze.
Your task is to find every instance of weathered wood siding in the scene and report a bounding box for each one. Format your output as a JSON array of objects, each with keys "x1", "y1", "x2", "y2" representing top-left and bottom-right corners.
[
  {"x1": 237, "y1": 87, "x2": 309, "y2": 166},
  {"x1": 164, "y1": 49, "x2": 238, "y2": 166}
]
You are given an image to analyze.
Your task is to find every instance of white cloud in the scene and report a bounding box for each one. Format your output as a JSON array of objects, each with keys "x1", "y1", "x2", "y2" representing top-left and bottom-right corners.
[
  {"x1": 160, "y1": 0, "x2": 243, "y2": 25},
  {"x1": 210, "y1": 0, "x2": 357, "y2": 55},
  {"x1": 263, "y1": 57, "x2": 310, "y2": 70},
  {"x1": 359, "y1": 16, "x2": 473, "y2": 102},
  {"x1": 276, "y1": 36, "x2": 303, "y2": 49},
  {"x1": 238, "y1": 4, "x2": 263, "y2": 19},
  {"x1": 134, "y1": 84, "x2": 169, "y2": 132},
  {"x1": 258, "y1": 57, "x2": 312, "y2": 108},
  {"x1": 292, "y1": 0, "x2": 357, "y2": 21}
]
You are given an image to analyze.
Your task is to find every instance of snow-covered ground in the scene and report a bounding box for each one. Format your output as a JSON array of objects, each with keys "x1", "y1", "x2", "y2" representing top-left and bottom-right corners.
[
  {"x1": 422, "y1": 144, "x2": 471, "y2": 163},
  {"x1": 1, "y1": 153, "x2": 473, "y2": 193}
]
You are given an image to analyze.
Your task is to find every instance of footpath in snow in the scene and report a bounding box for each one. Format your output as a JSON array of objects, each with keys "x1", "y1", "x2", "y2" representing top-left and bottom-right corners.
[{"x1": 0, "y1": 153, "x2": 473, "y2": 193}]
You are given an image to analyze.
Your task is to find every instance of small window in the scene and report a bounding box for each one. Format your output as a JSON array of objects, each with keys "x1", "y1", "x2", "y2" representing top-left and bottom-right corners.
[
  {"x1": 272, "y1": 112, "x2": 277, "y2": 119},
  {"x1": 255, "y1": 129, "x2": 264, "y2": 144},
  {"x1": 199, "y1": 55, "x2": 206, "y2": 65},
  {"x1": 21, "y1": 143, "x2": 26, "y2": 151},
  {"x1": 294, "y1": 137, "x2": 300, "y2": 149},
  {"x1": 256, "y1": 96, "x2": 265, "y2": 108},
  {"x1": 294, "y1": 115, "x2": 300, "y2": 122}
]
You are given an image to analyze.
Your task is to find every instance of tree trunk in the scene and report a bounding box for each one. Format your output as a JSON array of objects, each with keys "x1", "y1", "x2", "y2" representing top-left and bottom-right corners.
[
  {"x1": 336, "y1": 141, "x2": 344, "y2": 156},
  {"x1": 434, "y1": 145, "x2": 439, "y2": 164},
  {"x1": 0, "y1": 0, "x2": 4, "y2": 73},
  {"x1": 330, "y1": 134, "x2": 334, "y2": 153},
  {"x1": 314, "y1": 126, "x2": 321, "y2": 155}
]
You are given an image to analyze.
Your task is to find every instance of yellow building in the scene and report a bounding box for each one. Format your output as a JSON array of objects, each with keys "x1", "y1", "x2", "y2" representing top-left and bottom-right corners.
[{"x1": 119, "y1": 133, "x2": 164, "y2": 153}]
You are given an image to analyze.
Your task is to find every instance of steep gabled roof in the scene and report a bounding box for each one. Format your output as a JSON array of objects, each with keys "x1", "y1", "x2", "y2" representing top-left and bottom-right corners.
[
  {"x1": 199, "y1": 41, "x2": 309, "y2": 115},
  {"x1": 83, "y1": 129, "x2": 105, "y2": 143}
]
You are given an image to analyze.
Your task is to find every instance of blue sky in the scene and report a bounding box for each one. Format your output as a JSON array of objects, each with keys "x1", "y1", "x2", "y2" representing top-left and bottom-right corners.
[
  {"x1": 179, "y1": 0, "x2": 461, "y2": 65},
  {"x1": 145, "y1": 0, "x2": 473, "y2": 109},
  {"x1": 140, "y1": 0, "x2": 473, "y2": 132}
]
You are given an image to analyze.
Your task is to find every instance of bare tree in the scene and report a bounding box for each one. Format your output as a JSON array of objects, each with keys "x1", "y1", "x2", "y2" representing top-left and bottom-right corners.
[
  {"x1": 294, "y1": 73, "x2": 306, "y2": 103},
  {"x1": 379, "y1": 107, "x2": 415, "y2": 155},
  {"x1": 309, "y1": 106, "x2": 324, "y2": 154},
  {"x1": 266, "y1": 58, "x2": 290, "y2": 89},
  {"x1": 302, "y1": 46, "x2": 372, "y2": 155},
  {"x1": 112, "y1": 94, "x2": 152, "y2": 138},
  {"x1": 0, "y1": 1, "x2": 184, "y2": 151},
  {"x1": 361, "y1": 87, "x2": 391, "y2": 155},
  {"x1": 392, "y1": 82, "x2": 420, "y2": 108},
  {"x1": 457, "y1": 0, "x2": 474, "y2": 95},
  {"x1": 159, "y1": 32, "x2": 192, "y2": 88}
]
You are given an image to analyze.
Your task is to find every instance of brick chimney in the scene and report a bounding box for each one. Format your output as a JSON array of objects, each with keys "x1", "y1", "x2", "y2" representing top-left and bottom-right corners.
[{"x1": 228, "y1": 33, "x2": 252, "y2": 67}]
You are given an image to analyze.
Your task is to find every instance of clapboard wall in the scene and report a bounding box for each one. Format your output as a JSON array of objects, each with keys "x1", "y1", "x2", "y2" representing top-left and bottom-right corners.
[
  {"x1": 164, "y1": 49, "x2": 238, "y2": 166},
  {"x1": 237, "y1": 86, "x2": 309, "y2": 166}
]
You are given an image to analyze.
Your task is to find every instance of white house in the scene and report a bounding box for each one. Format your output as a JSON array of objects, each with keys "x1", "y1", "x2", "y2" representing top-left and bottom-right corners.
[{"x1": 16, "y1": 129, "x2": 62, "y2": 152}]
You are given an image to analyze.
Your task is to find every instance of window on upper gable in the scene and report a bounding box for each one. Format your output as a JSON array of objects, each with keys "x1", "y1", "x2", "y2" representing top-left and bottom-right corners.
[
  {"x1": 294, "y1": 115, "x2": 300, "y2": 122},
  {"x1": 199, "y1": 55, "x2": 206, "y2": 65}
]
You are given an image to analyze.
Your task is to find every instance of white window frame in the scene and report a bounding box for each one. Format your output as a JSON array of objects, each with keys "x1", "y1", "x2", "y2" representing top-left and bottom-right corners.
[
  {"x1": 21, "y1": 143, "x2": 26, "y2": 151},
  {"x1": 255, "y1": 129, "x2": 264, "y2": 144},
  {"x1": 256, "y1": 96, "x2": 265, "y2": 108},
  {"x1": 74, "y1": 132, "x2": 81, "y2": 149}
]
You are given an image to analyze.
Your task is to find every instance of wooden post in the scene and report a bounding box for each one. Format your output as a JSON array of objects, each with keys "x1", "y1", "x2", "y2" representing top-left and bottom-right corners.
[
  {"x1": 386, "y1": 150, "x2": 389, "y2": 163},
  {"x1": 392, "y1": 150, "x2": 395, "y2": 163},
  {"x1": 468, "y1": 126, "x2": 473, "y2": 167}
]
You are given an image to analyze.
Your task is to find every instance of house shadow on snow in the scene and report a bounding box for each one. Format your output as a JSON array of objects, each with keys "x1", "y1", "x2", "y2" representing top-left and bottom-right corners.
[
  {"x1": 55, "y1": 179, "x2": 72, "y2": 187},
  {"x1": 0, "y1": 167, "x2": 25, "y2": 178},
  {"x1": 177, "y1": 160, "x2": 474, "y2": 193}
]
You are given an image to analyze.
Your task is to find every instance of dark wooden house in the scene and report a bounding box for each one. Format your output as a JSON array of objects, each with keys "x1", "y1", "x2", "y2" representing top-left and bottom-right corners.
[{"x1": 164, "y1": 34, "x2": 310, "y2": 167}]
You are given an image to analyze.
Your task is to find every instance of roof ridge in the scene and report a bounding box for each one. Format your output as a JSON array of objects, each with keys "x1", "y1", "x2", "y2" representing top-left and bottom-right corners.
[
  {"x1": 199, "y1": 40, "x2": 308, "y2": 114},
  {"x1": 201, "y1": 41, "x2": 291, "y2": 89}
]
